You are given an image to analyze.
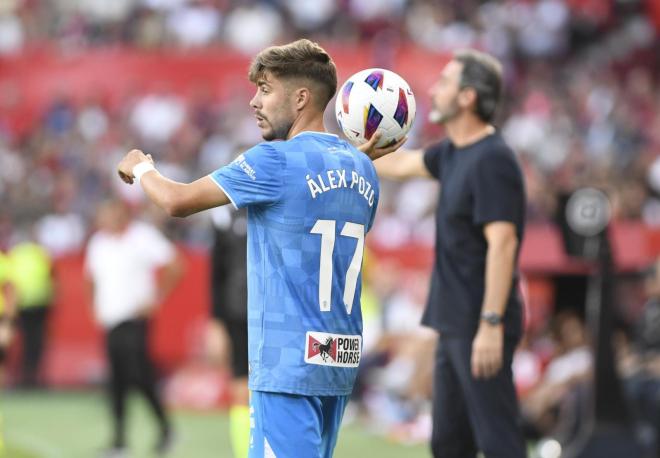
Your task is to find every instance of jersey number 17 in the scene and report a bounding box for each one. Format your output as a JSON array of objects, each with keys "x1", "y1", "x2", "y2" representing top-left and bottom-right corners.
[{"x1": 310, "y1": 220, "x2": 365, "y2": 315}]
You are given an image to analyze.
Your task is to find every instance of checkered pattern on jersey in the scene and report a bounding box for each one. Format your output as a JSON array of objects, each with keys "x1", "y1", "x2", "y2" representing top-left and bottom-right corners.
[{"x1": 211, "y1": 132, "x2": 379, "y2": 396}]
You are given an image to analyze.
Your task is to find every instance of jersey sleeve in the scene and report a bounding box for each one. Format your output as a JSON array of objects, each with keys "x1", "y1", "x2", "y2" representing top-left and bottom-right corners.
[
  {"x1": 209, "y1": 143, "x2": 284, "y2": 209},
  {"x1": 472, "y1": 152, "x2": 525, "y2": 226},
  {"x1": 422, "y1": 142, "x2": 444, "y2": 179}
]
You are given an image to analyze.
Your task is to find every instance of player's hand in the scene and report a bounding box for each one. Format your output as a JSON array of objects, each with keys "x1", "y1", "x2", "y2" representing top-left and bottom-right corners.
[
  {"x1": 117, "y1": 149, "x2": 154, "y2": 184},
  {"x1": 358, "y1": 132, "x2": 407, "y2": 161},
  {"x1": 471, "y1": 322, "x2": 504, "y2": 379}
]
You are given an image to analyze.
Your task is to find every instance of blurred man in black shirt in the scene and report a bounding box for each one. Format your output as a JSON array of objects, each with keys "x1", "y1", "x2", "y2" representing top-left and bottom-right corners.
[
  {"x1": 362, "y1": 50, "x2": 527, "y2": 457},
  {"x1": 207, "y1": 206, "x2": 249, "y2": 458}
]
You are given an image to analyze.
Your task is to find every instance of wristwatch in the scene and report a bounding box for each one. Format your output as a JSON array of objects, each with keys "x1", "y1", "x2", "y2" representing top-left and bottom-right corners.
[{"x1": 480, "y1": 311, "x2": 503, "y2": 326}]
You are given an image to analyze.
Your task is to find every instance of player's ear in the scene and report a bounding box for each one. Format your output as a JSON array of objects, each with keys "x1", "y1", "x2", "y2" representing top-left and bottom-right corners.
[
  {"x1": 294, "y1": 87, "x2": 311, "y2": 111},
  {"x1": 458, "y1": 87, "x2": 477, "y2": 111}
]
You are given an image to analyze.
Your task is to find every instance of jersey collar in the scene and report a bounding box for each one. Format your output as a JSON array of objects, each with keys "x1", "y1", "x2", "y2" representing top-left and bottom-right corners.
[{"x1": 289, "y1": 131, "x2": 339, "y2": 140}]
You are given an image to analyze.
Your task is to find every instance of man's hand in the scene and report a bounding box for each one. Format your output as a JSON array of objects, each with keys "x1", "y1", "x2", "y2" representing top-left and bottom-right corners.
[
  {"x1": 471, "y1": 322, "x2": 504, "y2": 379},
  {"x1": 117, "y1": 149, "x2": 153, "y2": 184},
  {"x1": 358, "y1": 132, "x2": 407, "y2": 161}
]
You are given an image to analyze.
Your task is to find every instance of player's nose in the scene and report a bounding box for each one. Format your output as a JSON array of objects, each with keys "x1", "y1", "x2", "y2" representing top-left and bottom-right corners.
[{"x1": 249, "y1": 93, "x2": 260, "y2": 109}]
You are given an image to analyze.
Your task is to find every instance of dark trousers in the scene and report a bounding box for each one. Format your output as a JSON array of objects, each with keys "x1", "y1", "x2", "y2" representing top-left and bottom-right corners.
[
  {"x1": 18, "y1": 306, "x2": 49, "y2": 386},
  {"x1": 431, "y1": 335, "x2": 526, "y2": 458},
  {"x1": 106, "y1": 319, "x2": 169, "y2": 447}
]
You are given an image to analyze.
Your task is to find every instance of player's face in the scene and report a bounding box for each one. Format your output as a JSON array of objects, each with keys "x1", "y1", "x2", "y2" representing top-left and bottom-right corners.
[
  {"x1": 250, "y1": 72, "x2": 296, "y2": 141},
  {"x1": 428, "y1": 60, "x2": 463, "y2": 124}
]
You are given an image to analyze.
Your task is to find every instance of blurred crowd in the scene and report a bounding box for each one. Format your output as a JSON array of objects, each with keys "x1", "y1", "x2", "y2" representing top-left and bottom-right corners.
[
  {"x1": 0, "y1": 0, "x2": 658, "y2": 250},
  {"x1": 0, "y1": 0, "x2": 659, "y2": 449},
  {"x1": 0, "y1": 0, "x2": 657, "y2": 54}
]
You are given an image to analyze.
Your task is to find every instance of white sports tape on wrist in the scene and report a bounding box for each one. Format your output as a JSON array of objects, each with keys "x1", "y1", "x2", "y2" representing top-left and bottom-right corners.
[{"x1": 132, "y1": 162, "x2": 156, "y2": 184}]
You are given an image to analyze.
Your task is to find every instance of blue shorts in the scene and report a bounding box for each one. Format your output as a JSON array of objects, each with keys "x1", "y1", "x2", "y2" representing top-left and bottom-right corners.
[{"x1": 249, "y1": 391, "x2": 349, "y2": 458}]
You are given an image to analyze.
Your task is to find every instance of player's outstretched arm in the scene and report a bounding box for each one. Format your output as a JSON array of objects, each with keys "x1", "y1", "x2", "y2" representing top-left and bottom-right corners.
[
  {"x1": 358, "y1": 133, "x2": 431, "y2": 181},
  {"x1": 118, "y1": 149, "x2": 230, "y2": 217}
]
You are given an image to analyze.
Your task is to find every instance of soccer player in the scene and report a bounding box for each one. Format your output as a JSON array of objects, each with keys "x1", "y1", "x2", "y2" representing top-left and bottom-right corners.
[
  {"x1": 117, "y1": 39, "x2": 380, "y2": 458},
  {"x1": 363, "y1": 50, "x2": 527, "y2": 457}
]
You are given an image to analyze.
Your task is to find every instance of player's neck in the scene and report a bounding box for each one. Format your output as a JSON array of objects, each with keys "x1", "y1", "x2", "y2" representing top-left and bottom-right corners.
[
  {"x1": 286, "y1": 112, "x2": 327, "y2": 140},
  {"x1": 445, "y1": 115, "x2": 494, "y2": 148},
  {"x1": 106, "y1": 220, "x2": 131, "y2": 235}
]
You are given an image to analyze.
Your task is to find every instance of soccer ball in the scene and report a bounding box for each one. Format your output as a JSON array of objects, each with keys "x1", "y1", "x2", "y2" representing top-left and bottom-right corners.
[{"x1": 335, "y1": 68, "x2": 416, "y2": 148}]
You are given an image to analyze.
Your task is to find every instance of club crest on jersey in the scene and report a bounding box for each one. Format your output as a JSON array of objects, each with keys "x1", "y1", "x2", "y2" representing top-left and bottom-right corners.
[{"x1": 304, "y1": 331, "x2": 361, "y2": 367}]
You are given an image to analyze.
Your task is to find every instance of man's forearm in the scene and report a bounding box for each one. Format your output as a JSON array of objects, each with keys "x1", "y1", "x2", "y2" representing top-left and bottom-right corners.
[
  {"x1": 118, "y1": 149, "x2": 230, "y2": 217},
  {"x1": 481, "y1": 236, "x2": 518, "y2": 317},
  {"x1": 139, "y1": 172, "x2": 231, "y2": 218},
  {"x1": 140, "y1": 171, "x2": 193, "y2": 217},
  {"x1": 373, "y1": 149, "x2": 430, "y2": 180},
  {"x1": 156, "y1": 253, "x2": 185, "y2": 304},
  {"x1": 374, "y1": 151, "x2": 406, "y2": 180}
]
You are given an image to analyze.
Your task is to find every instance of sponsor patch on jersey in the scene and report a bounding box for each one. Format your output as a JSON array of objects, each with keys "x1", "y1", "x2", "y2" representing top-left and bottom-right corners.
[
  {"x1": 233, "y1": 154, "x2": 256, "y2": 180},
  {"x1": 304, "y1": 331, "x2": 362, "y2": 367}
]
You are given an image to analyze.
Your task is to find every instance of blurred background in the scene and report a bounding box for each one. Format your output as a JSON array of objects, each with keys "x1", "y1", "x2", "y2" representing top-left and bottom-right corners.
[{"x1": 0, "y1": 0, "x2": 659, "y2": 457}]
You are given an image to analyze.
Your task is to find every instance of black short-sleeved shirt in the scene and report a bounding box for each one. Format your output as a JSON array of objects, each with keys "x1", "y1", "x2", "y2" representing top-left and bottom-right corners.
[
  {"x1": 421, "y1": 132, "x2": 526, "y2": 339},
  {"x1": 211, "y1": 208, "x2": 248, "y2": 323}
]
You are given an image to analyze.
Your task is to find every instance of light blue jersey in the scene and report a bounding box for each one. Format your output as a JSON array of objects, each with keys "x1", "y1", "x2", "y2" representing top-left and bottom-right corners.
[{"x1": 210, "y1": 131, "x2": 379, "y2": 396}]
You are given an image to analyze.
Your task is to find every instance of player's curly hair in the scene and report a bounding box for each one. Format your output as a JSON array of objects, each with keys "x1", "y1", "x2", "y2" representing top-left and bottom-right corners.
[
  {"x1": 248, "y1": 39, "x2": 337, "y2": 110},
  {"x1": 454, "y1": 50, "x2": 503, "y2": 123}
]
